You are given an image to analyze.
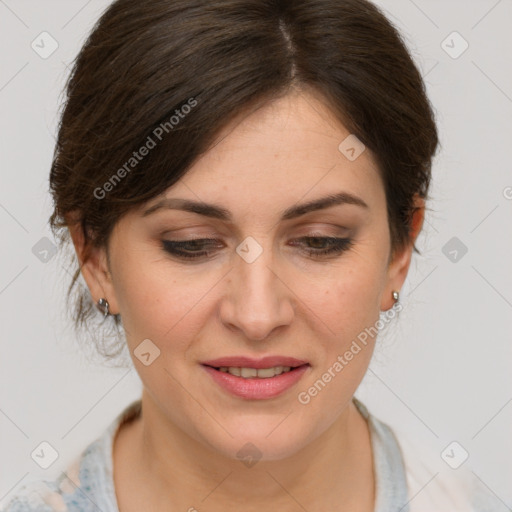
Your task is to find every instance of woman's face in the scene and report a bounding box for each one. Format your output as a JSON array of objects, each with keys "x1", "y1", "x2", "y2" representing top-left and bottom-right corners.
[{"x1": 82, "y1": 88, "x2": 415, "y2": 461}]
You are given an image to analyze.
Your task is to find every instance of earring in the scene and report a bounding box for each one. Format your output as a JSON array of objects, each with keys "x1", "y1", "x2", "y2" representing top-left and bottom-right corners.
[
  {"x1": 392, "y1": 290, "x2": 400, "y2": 302},
  {"x1": 96, "y1": 298, "x2": 110, "y2": 317}
]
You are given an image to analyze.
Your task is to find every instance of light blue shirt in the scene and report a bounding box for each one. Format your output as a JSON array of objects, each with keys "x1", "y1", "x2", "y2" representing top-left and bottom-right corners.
[{"x1": 1, "y1": 398, "x2": 505, "y2": 511}]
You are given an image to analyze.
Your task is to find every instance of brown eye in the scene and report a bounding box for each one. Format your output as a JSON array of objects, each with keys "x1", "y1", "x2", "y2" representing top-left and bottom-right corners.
[
  {"x1": 162, "y1": 238, "x2": 221, "y2": 259},
  {"x1": 292, "y1": 237, "x2": 354, "y2": 257},
  {"x1": 162, "y1": 236, "x2": 354, "y2": 261}
]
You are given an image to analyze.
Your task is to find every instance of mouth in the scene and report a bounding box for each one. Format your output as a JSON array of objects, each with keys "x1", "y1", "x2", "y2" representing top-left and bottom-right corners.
[
  {"x1": 200, "y1": 356, "x2": 310, "y2": 399},
  {"x1": 206, "y1": 364, "x2": 306, "y2": 379}
]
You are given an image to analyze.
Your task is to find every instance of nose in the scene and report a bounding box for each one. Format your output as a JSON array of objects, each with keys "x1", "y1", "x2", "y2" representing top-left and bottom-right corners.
[{"x1": 219, "y1": 243, "x2": 295, "y2": 341}]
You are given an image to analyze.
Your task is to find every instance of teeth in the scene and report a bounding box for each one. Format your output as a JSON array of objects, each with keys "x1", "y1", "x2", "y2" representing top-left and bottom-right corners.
[
  {"x1": 241, "y1": 367, "x2": 258, "y2": 378},
  {"x1": 255, "y1": 367, "x2": 276, "y2": 378},
  {"x1": 217, "y1": 366, "x2": 295, "y2": 378}
]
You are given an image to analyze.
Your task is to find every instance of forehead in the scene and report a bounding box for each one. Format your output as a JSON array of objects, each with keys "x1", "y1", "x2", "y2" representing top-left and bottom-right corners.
[
  {"x1": 180, "y1": 91, "x2": 381, "y2": 197},
  {"x1": 134, "y1": 89, "x2": 386, "y2": 226}
]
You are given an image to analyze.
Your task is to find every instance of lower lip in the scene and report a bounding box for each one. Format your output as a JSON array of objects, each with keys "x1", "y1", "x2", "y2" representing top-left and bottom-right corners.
[{"x1": 202, "y1": 365, "x2": 310, "y2": 400}]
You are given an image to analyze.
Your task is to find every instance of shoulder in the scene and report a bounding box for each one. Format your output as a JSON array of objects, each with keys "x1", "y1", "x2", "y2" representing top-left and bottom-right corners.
[
  {"x1": 1, "y1": 457, "x2": 83, "y2": 512},
  {"x1": 2, "y1": 427, "x2": 114, "y2": 511},
  {"x1": 1, "y1": 481, "x2": 55, "y2": 511},
  {"x1": 356, "y1": 399, "x2": 509, "y2": 511},
  {"x1": 2, "y1": 400, "x2": 141, "y2": 512},
  {"x1": 2, "y1": 447, "x2": 111, "y2": 512},
  {"x1": 394, "y1": 427, "x2": 509, "y2": 512}
]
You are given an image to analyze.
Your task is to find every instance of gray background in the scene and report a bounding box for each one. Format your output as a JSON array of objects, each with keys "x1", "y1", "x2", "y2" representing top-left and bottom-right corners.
[{"x1": 1, "y1": 0, "x2": 511, "y2": 507}]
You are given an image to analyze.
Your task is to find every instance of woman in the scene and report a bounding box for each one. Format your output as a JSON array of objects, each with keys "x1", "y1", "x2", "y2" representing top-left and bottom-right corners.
[{"x1": 2, "y1": 0, "x2": 503, "y2": 510}]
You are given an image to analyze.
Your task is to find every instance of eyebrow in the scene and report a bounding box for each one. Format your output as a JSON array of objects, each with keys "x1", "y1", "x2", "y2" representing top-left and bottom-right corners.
[{"x1": 141, "y1": 191, "x2": 368, "y2": 221}]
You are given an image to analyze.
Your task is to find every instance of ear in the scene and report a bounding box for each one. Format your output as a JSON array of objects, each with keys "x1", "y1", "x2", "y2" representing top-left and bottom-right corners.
[
  {"x1": 67, "y1": 215, "x2": 120, "y2": 315},
  {"x1": 380, "y1": 195, "x2": 425, "y2": 311}
]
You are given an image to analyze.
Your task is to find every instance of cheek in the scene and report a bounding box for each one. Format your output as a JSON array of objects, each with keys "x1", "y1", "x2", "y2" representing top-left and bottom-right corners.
[
  {"x1": 292, "y1": 269, "x2": 383, "y2": 421},
  {"x1": 302, "y1": 259, "x2": 385, "y2": 343},
  {"x1": 111, "y1": 253, "x2": 206, "y2": 346},
  {"x1": 114, "y1": 235, "x2": 387, "y2": 354},
  {"x1": 292, "y1": 251, "x2": 386, "y2": 406}
]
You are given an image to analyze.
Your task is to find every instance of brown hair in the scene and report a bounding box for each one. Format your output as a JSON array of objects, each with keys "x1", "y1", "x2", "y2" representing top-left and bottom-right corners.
[{"x1": 49, "y1": 0, "x2": 438, "y2": 360}]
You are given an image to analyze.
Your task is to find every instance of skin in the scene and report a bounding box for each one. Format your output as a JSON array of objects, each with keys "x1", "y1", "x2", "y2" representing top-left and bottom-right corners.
[{"x1": 69, "y1": 87, "x2": 424, "y2": 511}]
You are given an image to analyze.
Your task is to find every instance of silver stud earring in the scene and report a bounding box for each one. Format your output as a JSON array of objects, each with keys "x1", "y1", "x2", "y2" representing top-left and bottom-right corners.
[
  {"x1": 392, "y1": 290, "x2": 400, "y2": 302},
  {"x1": 96, "y1": 298, "x2": 110, "y2": 317}
]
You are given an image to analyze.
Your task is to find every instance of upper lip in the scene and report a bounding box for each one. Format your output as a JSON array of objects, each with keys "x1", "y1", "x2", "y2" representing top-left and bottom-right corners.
[{"x1": 201, "y1": 356, "x2": 309, "y2": 369}]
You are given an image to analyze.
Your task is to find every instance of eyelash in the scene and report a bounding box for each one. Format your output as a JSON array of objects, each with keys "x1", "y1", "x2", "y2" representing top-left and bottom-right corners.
[{"x1": 161, "y1": 236, "x2": 354, "y2": 260}]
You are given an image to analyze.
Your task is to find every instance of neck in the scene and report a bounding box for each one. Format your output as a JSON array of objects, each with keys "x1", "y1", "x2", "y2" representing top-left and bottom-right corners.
[{"x1": 114, "y1": 390, "x2": 375, "y2": 511}]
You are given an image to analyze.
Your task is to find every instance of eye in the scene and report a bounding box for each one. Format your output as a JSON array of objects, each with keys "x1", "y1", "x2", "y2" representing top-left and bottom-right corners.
[
  {"x1": 161, "y1": 238, "x2": 222, "y2": 259},
  {"x1": 161, "y1": 236, "x2": 353, "y2": 260},
  {"x1": 291, "y1": 236, "x2": 354, "y2": 258}
]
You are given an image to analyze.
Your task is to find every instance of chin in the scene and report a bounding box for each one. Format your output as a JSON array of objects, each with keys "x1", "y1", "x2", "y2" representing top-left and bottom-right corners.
[{"x1": 199, "y1": 417, "x2": 314, "y2": 463}]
